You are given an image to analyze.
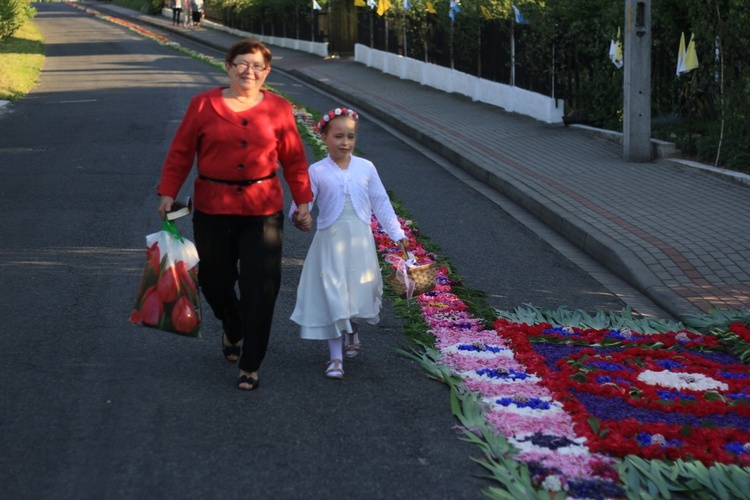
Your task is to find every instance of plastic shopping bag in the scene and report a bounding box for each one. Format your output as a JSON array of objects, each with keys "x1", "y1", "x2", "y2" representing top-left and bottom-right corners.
[{"x1": 129, "y1": 220, "x2": 201, "y2": 337}]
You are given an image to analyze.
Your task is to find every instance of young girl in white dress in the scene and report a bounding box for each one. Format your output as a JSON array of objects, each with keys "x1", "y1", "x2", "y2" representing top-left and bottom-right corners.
[{"x1": 289, "y1": 107, "x2": 409, "y2": 379}]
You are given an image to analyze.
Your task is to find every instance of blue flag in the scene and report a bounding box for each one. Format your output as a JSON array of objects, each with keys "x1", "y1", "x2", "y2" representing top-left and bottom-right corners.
[
  {"x1": 512, "y1": 5, "x2": 528, "y2": 24},
  {"x1": 449, "y1": 0, "x2": 460, "y2": 20}
]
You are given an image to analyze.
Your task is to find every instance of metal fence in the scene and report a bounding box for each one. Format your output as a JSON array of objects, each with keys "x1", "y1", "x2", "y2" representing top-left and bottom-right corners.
[{"x1": 205, "y1": 4, "x2": 686, "y2": 122}]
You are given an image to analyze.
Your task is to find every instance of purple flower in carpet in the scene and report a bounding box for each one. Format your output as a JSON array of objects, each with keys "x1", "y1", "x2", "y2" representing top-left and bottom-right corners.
[
  {"x1": 657, "y1": 390, "x2": 695, "y2": 401},
  {"x1": 725, "y1": 442, "x2": 750, "y2": 455},
  {"x1": 605, "y1": 330, "x2": 645, "y2": 341},
  {"x1": 587, "y1": 361, "x2": 631, "y2": 372},
  {"x1": 574, "y1": 392, "x2": 750, "y2": 430},
  {"x1": 523, "y1": 432, "x2": 578, "y2": 450},
  {"x1": 543, "y1": 326, "x2": 579, "y2": 337},
  {"x1": 727, "y1": 391, "x2": 750, "y2": 401},
  {"x1": 567, "y1": 479, "x2": 625, "y2": 500},
  {"x1": 596, "y1": 375, "x2": 628, "y2": 385},
  {"x1": 457, "y1": 343, "x2": 505, "y2": 354},
  {"x1": 655, "y1": 359, "x2": 686, "y2": 370},
  {"x1": 719, "y1": 371, "x2": 750, "y2": 380},
  {"x1": 496, "y1": 397, "x2": 551, "y2": 410},
  {"x1": 476, "y1": 367, "x2": 530, "y2": 380},
  {"x1": 685, "y1": 350, "x2": 744, "y2": 365}
]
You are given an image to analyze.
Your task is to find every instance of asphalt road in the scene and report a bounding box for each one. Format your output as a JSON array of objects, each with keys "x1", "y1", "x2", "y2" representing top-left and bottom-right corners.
[{"x1": 1, "y1": 3, "x2": 635, "y2": 498}]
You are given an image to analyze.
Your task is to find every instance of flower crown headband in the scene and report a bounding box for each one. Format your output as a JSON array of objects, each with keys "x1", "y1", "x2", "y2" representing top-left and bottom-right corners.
[{"x1": 316, "y1": 107, "x2": 359, "y2": 133}]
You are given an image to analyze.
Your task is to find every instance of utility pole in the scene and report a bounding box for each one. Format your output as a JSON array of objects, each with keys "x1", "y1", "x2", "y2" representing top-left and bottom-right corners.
[{"x1": 623, "y1": 0, "x2": 652, "y2": 162}]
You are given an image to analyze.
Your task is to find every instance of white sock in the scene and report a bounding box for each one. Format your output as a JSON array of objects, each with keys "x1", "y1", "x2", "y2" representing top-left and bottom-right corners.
[{"x1": 328, "y1": 337, "x2": 343, "y2": 361}]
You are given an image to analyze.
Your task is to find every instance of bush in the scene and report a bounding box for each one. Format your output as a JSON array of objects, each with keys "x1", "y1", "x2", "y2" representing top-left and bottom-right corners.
[{"x1": 0, "y1": 0, "x2": 34, "y2": 40}]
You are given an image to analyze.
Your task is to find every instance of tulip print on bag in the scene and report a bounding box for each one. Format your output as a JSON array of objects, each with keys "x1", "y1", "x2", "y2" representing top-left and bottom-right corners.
[{"x1": 130, "y1": 220, "x2": 201, "y2": 337}]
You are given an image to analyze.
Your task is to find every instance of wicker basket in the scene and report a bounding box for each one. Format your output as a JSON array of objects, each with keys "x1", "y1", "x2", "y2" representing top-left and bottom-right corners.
[{"x1": 386, "y1": 262, "x2": 436, "y2": 299}]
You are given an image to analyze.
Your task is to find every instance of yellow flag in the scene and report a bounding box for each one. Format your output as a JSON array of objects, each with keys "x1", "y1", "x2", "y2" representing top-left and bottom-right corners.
[
  {"x1": 609, "y1": 27, "x2": 623, "y2": 68},
  {"x1": 676, "y1": 32, "x2": 686, "y2": 75},
  {"x1": 354, "y1": 0, "x2": 366, "y2": 5},
  {"x1": 377, "y1": 0, "x2": 391, "y2": 16},
  {"x1": 425, "y1": 1, "x2": 436, "y2": 14},
  {"x1": 480, "y1": 5, "x2": 492, "y2": 20},
  {"x1": 684, "y1": 33, "x2": 699, "y2": 72}
]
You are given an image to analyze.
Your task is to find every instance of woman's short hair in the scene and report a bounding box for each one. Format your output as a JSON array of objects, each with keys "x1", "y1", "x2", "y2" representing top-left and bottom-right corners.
[{"x1": 225, "y1": 38, "x2": 272, "y2": 67}]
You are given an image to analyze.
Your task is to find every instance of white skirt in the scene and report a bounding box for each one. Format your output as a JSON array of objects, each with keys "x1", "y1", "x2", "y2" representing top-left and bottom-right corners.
[{"x1": 291, "y1": 199, "x2": 382, "y2": 340}]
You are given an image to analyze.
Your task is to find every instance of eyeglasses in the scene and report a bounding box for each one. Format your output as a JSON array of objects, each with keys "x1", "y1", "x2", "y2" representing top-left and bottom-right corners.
[{"x1": 231, "y1": 61, "x2": 267, "y2": 73}]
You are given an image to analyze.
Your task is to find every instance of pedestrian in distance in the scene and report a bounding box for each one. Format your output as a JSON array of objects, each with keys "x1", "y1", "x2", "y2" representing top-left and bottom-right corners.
[
  {"x1": 157, "y1": 38, "x2": 313, "y2": 391},
  {"x1": 190, "y1": 0, "x2": 204, "y2": 29},
  {"x1": 170, "y1": 0, "x2": 183, "y2": 26},
  {"x1": 289, "y1": 107, "x2": 409, "y2": 380}
]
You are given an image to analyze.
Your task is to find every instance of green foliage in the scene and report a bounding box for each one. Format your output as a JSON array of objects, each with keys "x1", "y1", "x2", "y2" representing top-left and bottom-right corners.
[
  {"x1": 110, "y1": 0, "x2": 162, "y2": 15},
  {"x1": 0, "y1": 0, "x2": 34, "y2": 40}
]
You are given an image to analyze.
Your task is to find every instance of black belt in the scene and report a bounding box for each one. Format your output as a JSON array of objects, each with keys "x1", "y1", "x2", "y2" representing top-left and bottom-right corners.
[{"x1": 198, "y1": 173, "x2": 276, "y2": 186}]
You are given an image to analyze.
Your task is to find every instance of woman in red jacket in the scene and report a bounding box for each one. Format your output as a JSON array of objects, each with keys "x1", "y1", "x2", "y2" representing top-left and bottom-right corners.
[{"x1": 157, "y1": 38, "x2": 313, "y2": 391}]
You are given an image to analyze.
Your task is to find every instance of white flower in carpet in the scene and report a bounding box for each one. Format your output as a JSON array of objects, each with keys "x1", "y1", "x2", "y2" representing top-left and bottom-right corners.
[
  {"x1": 541, "y1": 475, "x2": 563, "y2": 491},
  {"x1": 473, "y1": 341, "x2": 486, "y2": 351},
  {"x1": 744, "y1": 443, "x2": 750, "y2": 452},
  {"x1": 334, "y1": 108, "x2": 342, "y2": 115},
  {"x1": 637, "y1": 370, "x2": 729, "y2": 391},
  {"x1": 562, "y1": 326, "x2": 574, "y2": 333},
  {"x1": 620, "y1": 327, "x2": 633, "y2": 338},
  {"x1": 512, "y1": 392, "x2": 530, "y2": 403},
  {"x1": 651, "y1": 434, "x2": 666, "y2": 445},
  {"x1": 675, "y1": 331, "x2": 691, "y2": 342},
  {"x1": 679, "y1": 374, "x2": 696, "y2": 384}
]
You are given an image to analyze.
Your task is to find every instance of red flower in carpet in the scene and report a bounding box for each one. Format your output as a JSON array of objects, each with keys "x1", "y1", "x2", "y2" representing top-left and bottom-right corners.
[
  {"x1": 171, "y1": 296, "x2": 198, "y2": 333},
  {"x1": 140, "y1": 286, "x2": 163, "y2": 326},
  {"x1": 157, "y1": 265, "x2": 180, "y2": 303},
  {"x1": 729, "y1": 322, "x2": 750, "y2": 342}
]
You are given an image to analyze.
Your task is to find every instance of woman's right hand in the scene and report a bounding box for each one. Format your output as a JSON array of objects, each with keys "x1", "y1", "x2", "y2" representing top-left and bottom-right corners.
[{"x1": 157, "y1": 195, "x2": 175, "y2": 220}]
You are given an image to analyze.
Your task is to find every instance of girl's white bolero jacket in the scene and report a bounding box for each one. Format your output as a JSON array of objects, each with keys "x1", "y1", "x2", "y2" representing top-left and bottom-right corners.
[{"x1": 290, "y1": 155, "x2": 406, "y2": 242}]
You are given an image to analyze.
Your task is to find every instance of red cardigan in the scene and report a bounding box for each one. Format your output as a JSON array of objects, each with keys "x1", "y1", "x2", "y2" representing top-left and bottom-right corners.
[{"x1": 158, "y1": 88, "x2": 313, "y2": 216}]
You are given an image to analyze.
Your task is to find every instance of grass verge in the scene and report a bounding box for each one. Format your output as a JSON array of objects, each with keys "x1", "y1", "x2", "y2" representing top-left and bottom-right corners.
[{"x1": 0, "y1": 19, "x2": 44, "y2": 102}]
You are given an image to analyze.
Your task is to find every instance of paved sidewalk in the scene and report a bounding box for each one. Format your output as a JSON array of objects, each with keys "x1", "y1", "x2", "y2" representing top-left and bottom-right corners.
[{"x1": 91, "y1": 2, "x2": 750, "y2": 321}]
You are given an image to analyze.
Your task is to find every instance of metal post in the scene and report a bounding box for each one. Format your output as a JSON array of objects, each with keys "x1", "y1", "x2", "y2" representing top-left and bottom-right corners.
[{"x1": 622, "y1": 0, "x2": 652, "y2": 162}]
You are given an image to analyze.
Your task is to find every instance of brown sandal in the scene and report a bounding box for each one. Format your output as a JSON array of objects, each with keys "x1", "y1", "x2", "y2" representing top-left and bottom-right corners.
[
  {"x1": 237, "y1": 374, "x2": 259, "y2": 391},
  {"x1": 344, "y1": 326, "x2": 360, "y2": 359},
  {"x1": 325, "y1": 359, "x2": 344, "y2": 379}
]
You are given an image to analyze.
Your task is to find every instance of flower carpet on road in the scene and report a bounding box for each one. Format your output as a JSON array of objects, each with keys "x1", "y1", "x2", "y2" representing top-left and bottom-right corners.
[
  {"x1": 370, "y1": 212, "x2": 750, "y2": 498},
  {"x1": 74, "y1": 5, "x2": 750, "y2": 497}
]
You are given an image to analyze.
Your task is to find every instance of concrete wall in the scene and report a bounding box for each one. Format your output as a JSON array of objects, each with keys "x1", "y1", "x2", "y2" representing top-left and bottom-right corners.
[
  {"x1": 161, "y1": 9, "x2": 329, "y2": 58},
  {"x1": 355, "y1": 44, "x2": 565, "y2": 125}
]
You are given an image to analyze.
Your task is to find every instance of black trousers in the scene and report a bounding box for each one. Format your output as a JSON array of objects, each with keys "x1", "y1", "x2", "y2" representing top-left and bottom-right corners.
[
  {"x1": 171, "y1": 7, "x2": 182, "y2": 25},
  {"x1": 193, "y1": 210, "x2": 284, "y2": 373}
]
